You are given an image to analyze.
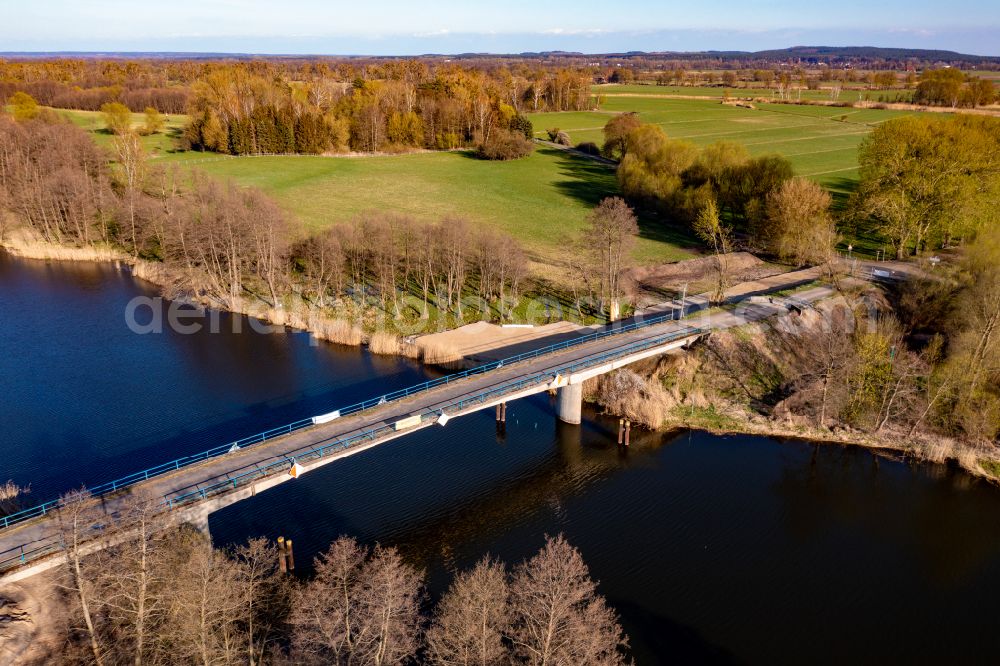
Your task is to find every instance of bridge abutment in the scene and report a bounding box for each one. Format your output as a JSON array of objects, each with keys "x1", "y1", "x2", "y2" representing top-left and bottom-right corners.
[
  {"x1": 185, "y1": 511, "x2": 212, "y2": 542},
  {"x1": 556, "y1": 383, "x2": 583, "y2": 425}
]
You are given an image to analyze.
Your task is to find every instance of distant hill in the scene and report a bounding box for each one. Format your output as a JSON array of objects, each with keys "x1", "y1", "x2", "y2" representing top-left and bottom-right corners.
[{"x1": 1, "y1": 46, "x2": 997, "y2": 65}]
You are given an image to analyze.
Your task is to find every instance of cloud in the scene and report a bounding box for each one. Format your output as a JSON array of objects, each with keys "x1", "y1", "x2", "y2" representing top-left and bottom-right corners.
[{"x1": 539, "y1": 28, "x2": 608, "y2": 36}]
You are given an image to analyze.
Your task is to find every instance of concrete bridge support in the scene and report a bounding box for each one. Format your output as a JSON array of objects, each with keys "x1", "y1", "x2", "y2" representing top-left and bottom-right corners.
[
  {"x1": 556, "y1": 383, "x2": 583, "y2": 425},
  {"x1": 185, "y1": 511, "x2": 212, "y2": 542}
]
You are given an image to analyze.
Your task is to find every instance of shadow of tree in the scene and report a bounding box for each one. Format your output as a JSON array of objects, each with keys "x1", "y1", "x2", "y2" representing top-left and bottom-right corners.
[{"x1": 545, "y1": 147, "x2": 700, "y2": 252}]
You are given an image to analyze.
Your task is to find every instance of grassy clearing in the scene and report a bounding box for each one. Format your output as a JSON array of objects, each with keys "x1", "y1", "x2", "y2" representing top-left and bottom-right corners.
[
  {"x1": 184, "y1": 147, "x2": 697, "y2": 267},
  {"x1": 592, "y1": 83, "x2": 914, "y2": 103},
  {"x1": 51, "y1": 107, "x2": 695, "y2": 269},
  {"x1": 527, "y1": 97, "x2": 909, "y2": 203},
  {"x1": 55, "y1": 107, "x2": 189, "y2": 157}
]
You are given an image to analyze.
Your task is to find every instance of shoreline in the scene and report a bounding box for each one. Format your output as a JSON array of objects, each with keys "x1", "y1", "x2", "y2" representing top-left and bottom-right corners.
[
  {"x1": 4, "y1": 237, "x2": 997, "y2": 487},
  {"x1": 658, "y1": 411, "x2": 1000, "y2": 486},
  {"x1": 0, "y1": 237, "x2": 464, "y2": 363}
]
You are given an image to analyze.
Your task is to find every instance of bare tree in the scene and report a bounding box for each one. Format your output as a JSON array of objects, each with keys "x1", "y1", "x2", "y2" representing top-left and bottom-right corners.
[
  {"x1": 353, "y1": 545, "x2": 424, "y2": 666},
  {"x1": 296, "y1": 228, "x2": 345, "y2": 308},
  {"x1": 426, "y1": 557, "x2": 511, "y2": 666},
  {"x1": 693, "y1": 200, "x2": 733, "y2": 304},
  {"x1": 98, "y1": 495, "x2": 164, "y2": 666},
  {"x1": 583, "y1": 197, "x2": 638, "y2": 321},
  {"x1": 164, "y1": 538, "x2": 245, "y2": 665},
  {"x1": 231, "y1": 538, "x2": 289, "y2": 666},
  {"x1": 290, "y1": 536, "x2": 369, "y2": 663},
  {"x1": 113, "y1": 129, "x2": 148, "y2": 258},
  {"x1": 55, "y1": 489, "x2": 106, "y2": 666},
  {"x1": 246, "y1": 190, "x2": 290, "y2": 307},
  {"x1": 436, "y1": 217, "x2": 470, "y2": 316},
  {"x1": 510, "y1": 535, "x2": 628, "y2": 666}
]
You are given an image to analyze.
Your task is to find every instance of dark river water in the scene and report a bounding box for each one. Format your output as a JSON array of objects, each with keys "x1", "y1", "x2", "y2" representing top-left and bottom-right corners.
[{"x1": 3, "y1": 252, "x2": 1000, "y2": 665}]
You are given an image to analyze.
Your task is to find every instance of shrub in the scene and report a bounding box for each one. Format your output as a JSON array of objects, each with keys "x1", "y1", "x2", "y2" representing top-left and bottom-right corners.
[
  {"x1": 508, "y1": 114, "x2": 534, "y2": 140},
  {"x1": 546, "y1": 127, "x2": 561, "y2": 141},
  {"x1": 477, "y1": 129, "x2": 534, "y2": 161},
  {"x1": 575, "y1": 141, "x2": 601, "y2": 156},
  {"x1": 553, "y1": 130, "x2": 571, "y2": 146}
]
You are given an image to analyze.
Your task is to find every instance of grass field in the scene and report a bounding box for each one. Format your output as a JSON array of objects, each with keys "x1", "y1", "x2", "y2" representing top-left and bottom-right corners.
[
  {"x1": 591, "y1": 83, "x2": 907, "y2": 103},
  {"x1": 49, "y1": 108, "x2": 702, "y2": 269},
  {"x1": 185, "y1": 148, "x2": 697, "y2": 269},
  {"x1": 528, "y1": 96, "x2": 912, "y2": 201},
  {"x1": 53, "y1": 97, "x2": 910, "y2": 266}
]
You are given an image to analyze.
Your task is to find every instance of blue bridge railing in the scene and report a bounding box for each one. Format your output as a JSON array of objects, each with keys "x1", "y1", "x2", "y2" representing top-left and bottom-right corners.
[
  {"x1": 0, "y1": 309, "x2": 698, "y2": 534},
  {"x1": 0, "y1": 322, "x2": 703, "y2": 574},
  {"x1": 160, "y1": 325, "x2": 704, "y2": 511}
]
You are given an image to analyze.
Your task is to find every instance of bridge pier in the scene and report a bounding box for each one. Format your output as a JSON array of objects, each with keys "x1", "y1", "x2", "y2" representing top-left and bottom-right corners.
[{"x1": 556, "y1": 383, "x2": 583, "y2": 425}]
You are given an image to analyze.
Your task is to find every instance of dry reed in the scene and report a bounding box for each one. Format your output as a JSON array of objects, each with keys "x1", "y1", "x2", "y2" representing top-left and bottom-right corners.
[{"x1": 367, "y1": 330, "x2": 401, "y2": 355}]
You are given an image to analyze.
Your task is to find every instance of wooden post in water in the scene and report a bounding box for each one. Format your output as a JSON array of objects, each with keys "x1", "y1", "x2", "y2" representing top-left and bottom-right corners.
[
  {"x1": 618, "y1": 418, "x2": 624, "y2": 446},
  {"x1": 277, "y1": 536, "x2": 287, "y2": 574},
  {"x1": 624, "y1": 420, "x2": 631, "y2": 447},
  {"x1": 496, "y1": 404, "x2": 502, "y2": 422},
  {"x1": 286, "y1": 539, "x2": 295, "y2": 571},
  {"x1": 500, "y1": 403, "x2": 507, "y2": 423}
]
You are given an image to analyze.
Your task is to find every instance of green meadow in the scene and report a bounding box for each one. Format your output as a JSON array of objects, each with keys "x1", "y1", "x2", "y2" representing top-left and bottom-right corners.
[
  {"x1": 53, "y1": 94, "x2": 910, "y2": 267},
  {"x1": 528, "y1": 96, "x2": 911, "y2": 199},
  {"x1": 591, "y1": 83, "x2": 913, "y2": 103},
  {"x1": 184, "y1": 148, "x2": 696, "y2": 269},
  {"x1": 57, "y1": 107, "x2": 189, "y2": 157}
]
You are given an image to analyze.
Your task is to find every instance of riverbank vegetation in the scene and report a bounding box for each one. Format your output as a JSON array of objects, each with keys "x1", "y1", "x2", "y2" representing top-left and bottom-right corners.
[
  {"x1": 25, "y1": 491, "x2": 628, "y2": 665},
  {"x1": 589, "y1": 233, "x2": 1000, "y2": 471}
]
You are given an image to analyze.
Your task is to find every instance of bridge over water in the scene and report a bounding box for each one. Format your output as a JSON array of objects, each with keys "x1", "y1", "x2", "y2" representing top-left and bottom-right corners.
[
  {"x1": 0, "y1": 311, "x2": 714, "y2": 581},
  {"x1": 0, "y1": 271, "x2": 850, "y2": 583}
]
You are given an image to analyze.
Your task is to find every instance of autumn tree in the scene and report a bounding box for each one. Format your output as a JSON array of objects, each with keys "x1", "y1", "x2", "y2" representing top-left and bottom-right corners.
[
  {"x1": 855, "y1": 114, "x2": 1000, "y2": 257},
  {"x1": 935, "y1": 228, "x2": 1000, "y2": 441},
  {"x1": 763, "y1": 177, "x2": 838, "y2": 266},
  {"x1": 9, "y1": 91, "x2": 39, "y2": 121},
  {"x1": 102, "y1": 101, "x2": 132, "y2": 135},
  {"x1": 509, "y1": 535, "x2": 628, "y2": 666},
  {"x1": 617, "y1": 124, "x2": 698, "y2": 206},
  {"x1": 601, "y1": 112, "x2": 641, "y2": 160},
  {"x1": 141, "y1": 107, "x2": 165, "y2": 135}
]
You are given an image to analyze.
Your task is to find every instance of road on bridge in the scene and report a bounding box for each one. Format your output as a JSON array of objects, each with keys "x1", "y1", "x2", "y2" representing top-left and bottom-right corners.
[{"x1": 0, "y1": 270, "x2": 844, "y2": 579}]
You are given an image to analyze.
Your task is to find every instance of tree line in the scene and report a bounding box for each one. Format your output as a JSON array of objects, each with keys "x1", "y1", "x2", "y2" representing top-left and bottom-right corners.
[
  {"x1": 912, "y1": 68, "x2": 997, "y2": 108},
  {"x1": 0, "y1": 58, "x2": 593, "y2": 156},
  {"x1": 45, "y1": 490, "x2": 629, "y2": 665},
  {"x1": 602, "y1": 113, "x2": 838, "y2": 298},
  {"x1": 182, "y1": 66, "x2": 553, "y2": 156},
  {"x1": 854, "y1": 113, "x2": 1000, "y2": 258}
]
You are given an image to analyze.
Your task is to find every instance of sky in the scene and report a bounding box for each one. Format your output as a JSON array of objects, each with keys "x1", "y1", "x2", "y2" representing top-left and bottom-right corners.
[{"x1": 2, "y1": 0, "x2": 998, "y2": 56}]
